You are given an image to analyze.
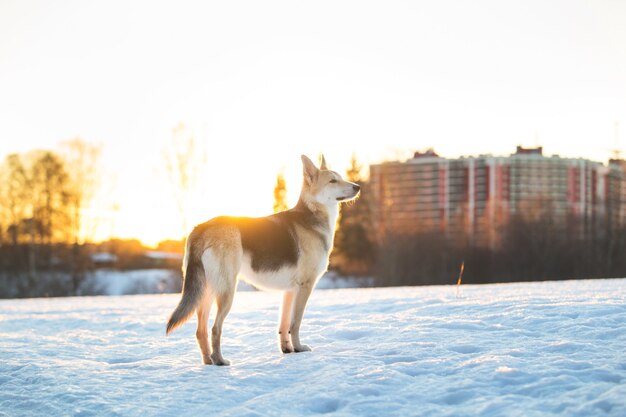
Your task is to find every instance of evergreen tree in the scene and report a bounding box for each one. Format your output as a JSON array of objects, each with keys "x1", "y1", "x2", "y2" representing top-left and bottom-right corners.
[
  {"x1": 333, "y1": 153, "x2": 376, "y2": 275},
  {"x1": 273, "y1": 170, "x2": 289, "y2": 213}
]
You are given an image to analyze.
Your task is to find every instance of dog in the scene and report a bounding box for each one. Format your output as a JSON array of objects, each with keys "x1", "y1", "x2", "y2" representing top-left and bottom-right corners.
[{"x1": 166, "y1": 154, "x2": 360, "y2": 365}]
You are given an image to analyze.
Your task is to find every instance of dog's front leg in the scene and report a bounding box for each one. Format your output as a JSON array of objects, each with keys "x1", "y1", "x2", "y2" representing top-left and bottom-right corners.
[
  {"x1": 278, "y1": 290, "x2": 295, "y2": 353},
  {"x1": 290, "y1": 283, "x2": 314, "y2": 352}
]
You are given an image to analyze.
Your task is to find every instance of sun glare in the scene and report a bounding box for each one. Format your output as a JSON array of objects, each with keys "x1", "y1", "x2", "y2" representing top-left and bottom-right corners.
[{"x1": 105, "y1": 151, "x2": 322, "y2": 247}]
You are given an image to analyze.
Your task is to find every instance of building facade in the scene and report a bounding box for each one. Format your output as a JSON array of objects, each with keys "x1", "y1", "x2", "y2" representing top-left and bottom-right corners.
[{"x1": 369, "y1": 147, "x2": 626, "y2": 246}]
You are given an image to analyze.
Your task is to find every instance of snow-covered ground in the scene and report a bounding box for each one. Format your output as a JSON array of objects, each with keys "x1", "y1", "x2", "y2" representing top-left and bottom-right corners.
[
  {"x1": 1, "y1": 279, "x2": 625, "y2": 417},
  {"x1": 81, "y1": 269, "x2": 372, "y2": 296},
  {"x1": 85, "y1": 269, "x2": 180, "y2": 296}
]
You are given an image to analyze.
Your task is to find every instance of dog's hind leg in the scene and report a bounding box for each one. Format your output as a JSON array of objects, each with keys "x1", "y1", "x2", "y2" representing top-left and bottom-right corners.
[
  {"x1": 290, "y1": 282, "x2": 314, "y2": 353},
  {"x1": 196, "y1": 294, "x2": 213, "y2": 365},
  {"x1": 278, "y1": 290, "x2": 295, "y2": 353},
  {"x1": 210, "y1": 287, "x2": 235, "y2": 366}
]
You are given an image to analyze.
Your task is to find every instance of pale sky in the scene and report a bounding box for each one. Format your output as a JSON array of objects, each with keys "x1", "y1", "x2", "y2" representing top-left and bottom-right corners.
[{"x1": 1, "y1": 0, "x2": 625, "y2": 245}]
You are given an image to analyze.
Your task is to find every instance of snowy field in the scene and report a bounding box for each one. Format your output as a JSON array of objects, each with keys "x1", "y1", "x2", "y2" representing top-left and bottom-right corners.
[
  {"x1": 1, "y1": 279, "x2": 625, "y2": 417},
  {"x1": 81, "y1": 269, "x2": 372, "y2": 296},
  {"x1": 86, "y1": 269, "x2": 180, "y2": 296}
]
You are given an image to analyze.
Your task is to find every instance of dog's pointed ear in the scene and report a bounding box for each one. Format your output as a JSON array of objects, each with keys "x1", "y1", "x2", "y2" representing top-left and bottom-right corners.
[
  {"x1": 319, "y1": 154, "x2": 328, "y2": 170},
  {"x1": 301, "y1": 155, "x2": 318, "y2": 185}
]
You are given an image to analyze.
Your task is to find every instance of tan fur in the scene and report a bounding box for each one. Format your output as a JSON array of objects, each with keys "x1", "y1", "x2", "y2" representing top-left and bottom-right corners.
[{"x1": 166, "y1": 155, "x2": 360, "y2": 365}]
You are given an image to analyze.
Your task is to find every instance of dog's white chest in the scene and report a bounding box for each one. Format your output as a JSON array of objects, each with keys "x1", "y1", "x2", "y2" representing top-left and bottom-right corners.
[{"x1": 238, "y1": 254, "x2": 296, "y2": 291}]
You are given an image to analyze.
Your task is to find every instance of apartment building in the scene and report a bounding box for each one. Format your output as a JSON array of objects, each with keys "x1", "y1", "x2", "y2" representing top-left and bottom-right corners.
[
  {"x1": 606, "y1": 158, "x2": 626, "y2": 230},
  {"x1": 369, "y1": 147, "x2": 626, "y2": 246}
]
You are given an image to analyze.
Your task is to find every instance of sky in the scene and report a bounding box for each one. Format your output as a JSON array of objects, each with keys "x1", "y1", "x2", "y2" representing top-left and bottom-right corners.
[{"x1": 1, "y1": 0, "x2": 625, "y2": 245}]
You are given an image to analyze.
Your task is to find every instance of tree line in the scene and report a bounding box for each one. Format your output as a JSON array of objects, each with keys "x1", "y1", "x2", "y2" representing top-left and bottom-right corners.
[
  {"x1": 2, "y1": 141, "x2": 624, "y2": 298},
  {"x1": 0, "y1": 125, "x2": 200, "y2": 298},
  {"x1": 0, "y1": 139, "x2": 103, "y2": 297}
]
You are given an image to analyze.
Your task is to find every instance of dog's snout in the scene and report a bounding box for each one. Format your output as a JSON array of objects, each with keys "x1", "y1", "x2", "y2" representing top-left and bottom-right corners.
[{"x1": 353, "y1": 184, "x2": 361, "y2": 192}]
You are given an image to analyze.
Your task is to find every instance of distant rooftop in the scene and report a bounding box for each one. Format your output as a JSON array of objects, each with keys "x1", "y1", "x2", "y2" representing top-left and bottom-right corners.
[
  {"x1": 514, "y1": 146, "x2": 543, "y2": 156},
  {"x1": 609, "y1": 158, "x2": 626, "y2": 168},
  {"x1": 413, "y1": 149, "x2": 439, "y2": 159},
  {"x1": 411, "y1": 146, "x2": 545, "y2": 161},
  {"x1": 382, "y1": 145, "x2": 621, "y2": 167}
]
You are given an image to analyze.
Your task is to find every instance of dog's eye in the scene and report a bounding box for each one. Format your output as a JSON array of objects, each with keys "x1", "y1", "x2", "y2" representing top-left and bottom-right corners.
[{"x1": 329, "y1": 179, "x2": 338, "y2": 184}]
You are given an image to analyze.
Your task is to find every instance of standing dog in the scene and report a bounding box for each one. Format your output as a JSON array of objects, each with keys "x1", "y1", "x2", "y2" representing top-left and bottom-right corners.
[{"x1": 166, "y1": 155, "x2": 360, "y2": 365}]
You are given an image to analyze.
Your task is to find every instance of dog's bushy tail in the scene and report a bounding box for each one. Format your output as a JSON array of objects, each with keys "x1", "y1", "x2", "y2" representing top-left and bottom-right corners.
[{"x1": 166, "y1": 244, "x2": 207, "y2": 335}]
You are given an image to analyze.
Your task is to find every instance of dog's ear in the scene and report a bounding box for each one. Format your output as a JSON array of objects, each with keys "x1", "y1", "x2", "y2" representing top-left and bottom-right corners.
[
  {"x1": 319, "y1": 154, "x2": 328, "y2": 170},
  {"x1": 301, "y1": 155, "x2": 319, "y2": 185}
]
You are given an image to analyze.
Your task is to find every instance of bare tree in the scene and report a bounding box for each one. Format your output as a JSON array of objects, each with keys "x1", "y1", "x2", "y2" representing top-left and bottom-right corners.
[
  {"x1": 0, "y1": 155, "x2": 29, "y2": 288},
  {"x1": 15, "y1": 151, "x2": 71, "y2": 291},
  {"x1": 30, "y1": 151, "x2": 71, "y2": 246},
  {"x1": 59, "y1": 138, "x2": 102, "y2": 293},
  {"x1": 162, "y1": 123, "x2": 207, "y2": 236},
  {"x1": 0, "y1": 154, "x2": 29, "y2": 245},
  {"x1": 59, "y1": 138, "x2": 102, "y2": 245}
]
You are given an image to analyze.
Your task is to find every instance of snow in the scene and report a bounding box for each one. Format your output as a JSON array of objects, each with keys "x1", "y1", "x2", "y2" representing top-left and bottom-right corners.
[
  {"x1": 316, "y1": 271, "x2": 376, "y2": 289},
  {"x1": 90, "y1": 252, "x2": 119, "y2": 264},
  {"x1": 83, "y1": 269, "x2": 372, "y2": 296},
  {"x1": 1, "y1": 278, "x2": 625, "y2": 417},
  {"x1": 86, "y1": 269, "x2": 179, "y2": 296},
  {"x1": 143, "y1": 251, "x2": 183, "y2": 261}
]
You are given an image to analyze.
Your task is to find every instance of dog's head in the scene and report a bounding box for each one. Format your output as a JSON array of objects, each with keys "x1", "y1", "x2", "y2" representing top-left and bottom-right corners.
[{"x1": 301, "y1": 154, "x2": 360, "y2": 206}]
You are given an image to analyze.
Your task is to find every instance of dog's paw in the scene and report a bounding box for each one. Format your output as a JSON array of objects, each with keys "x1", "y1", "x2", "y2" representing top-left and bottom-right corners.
[
  {"x1": 280, "y1": 340, "x2": 295, "y2": 354},
  {"x1": 294, "y1": 344, "x2": 312, "y2": 352},
  {"x1": 213, "y1": 358, "x2": 231, "y2": 366},
  {"x1": 210, "y1": 353, "x2": 231, "y2": 366}
]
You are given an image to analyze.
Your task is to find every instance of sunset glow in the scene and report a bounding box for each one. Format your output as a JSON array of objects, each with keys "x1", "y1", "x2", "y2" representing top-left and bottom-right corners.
[{"x1": 1, "y1": 0, "x2": 625, "y2": 245}]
